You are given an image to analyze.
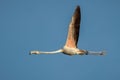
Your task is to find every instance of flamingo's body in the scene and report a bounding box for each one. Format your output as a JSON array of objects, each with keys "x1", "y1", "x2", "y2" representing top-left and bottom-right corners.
[{"x1": 30, "y1": 6, "x2": 105, "y2": 56}]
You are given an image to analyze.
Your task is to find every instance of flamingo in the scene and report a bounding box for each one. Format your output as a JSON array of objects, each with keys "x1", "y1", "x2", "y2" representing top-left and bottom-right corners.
[{"x1": 30, "y1": 5, "x2": 105, "y2": 56}]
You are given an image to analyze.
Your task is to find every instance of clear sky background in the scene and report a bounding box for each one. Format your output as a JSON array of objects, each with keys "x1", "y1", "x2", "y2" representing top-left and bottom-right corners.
[{"x1": 0, "y1": 0, "x2": 120, "y2": 80}]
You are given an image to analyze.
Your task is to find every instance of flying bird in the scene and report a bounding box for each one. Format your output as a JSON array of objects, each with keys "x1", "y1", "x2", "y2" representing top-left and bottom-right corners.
[{"x1": 30, "y1": 6, "x2": 105, "y2": 56}]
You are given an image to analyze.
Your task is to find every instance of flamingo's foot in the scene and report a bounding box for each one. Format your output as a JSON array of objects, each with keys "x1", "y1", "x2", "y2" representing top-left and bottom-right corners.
[
  {"x1": 100, "y1": 51, "x2": 106, "y2": 55},
  {"x1": 86, "y1": 50, "x2": 106, "y2": 56}
]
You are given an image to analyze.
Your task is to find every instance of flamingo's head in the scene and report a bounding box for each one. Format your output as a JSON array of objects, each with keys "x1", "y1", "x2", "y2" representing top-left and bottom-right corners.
[{"x1": 29, "y1": 50, "x2": 40, "y2": 55}]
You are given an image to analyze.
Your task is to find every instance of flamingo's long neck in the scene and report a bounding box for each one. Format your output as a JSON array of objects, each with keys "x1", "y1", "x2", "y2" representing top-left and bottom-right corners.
[{"x1": 30, "y1": 49, "x2": 63, "y2": 55}]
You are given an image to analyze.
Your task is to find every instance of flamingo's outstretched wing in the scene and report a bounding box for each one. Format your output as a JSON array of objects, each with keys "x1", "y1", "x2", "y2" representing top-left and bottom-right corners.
[{"x1": 65, "y1": 6, "x2": 81, "y2": 48}]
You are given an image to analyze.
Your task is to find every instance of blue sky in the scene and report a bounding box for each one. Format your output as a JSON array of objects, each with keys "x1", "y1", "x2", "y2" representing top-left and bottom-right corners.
[{"x1": 0, "y1": 0, "x2": 120, "y2": 80}]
